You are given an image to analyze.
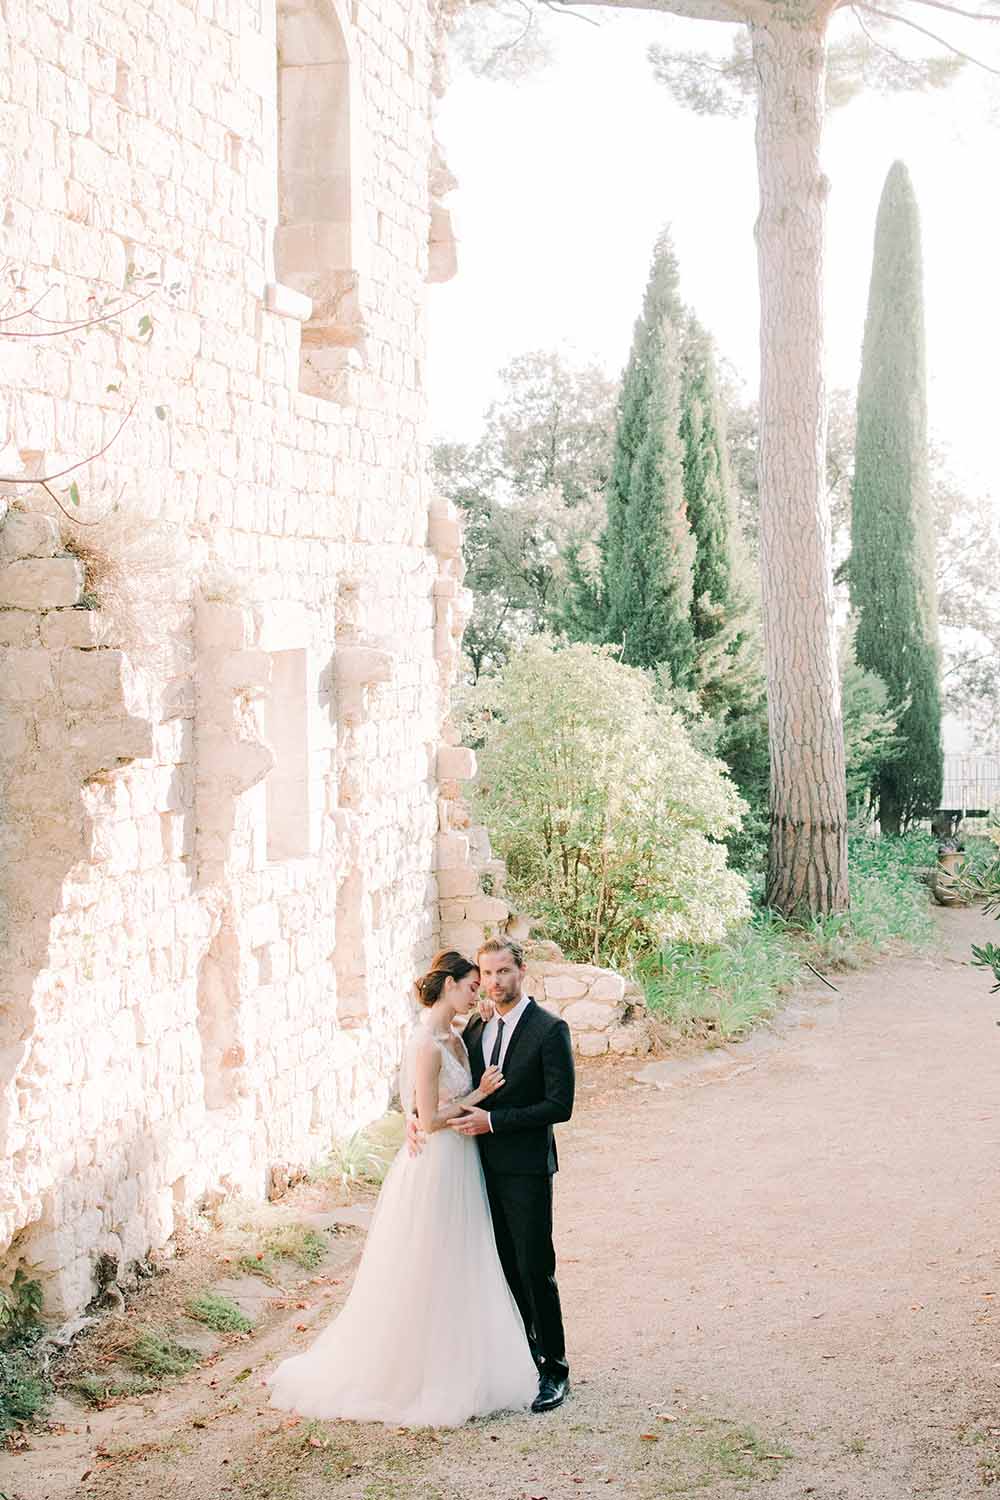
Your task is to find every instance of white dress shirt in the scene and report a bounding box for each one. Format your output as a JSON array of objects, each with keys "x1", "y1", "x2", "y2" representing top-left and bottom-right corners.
[{"x1": 480, "y1": 992, "x2": 532, "y2": 1131}]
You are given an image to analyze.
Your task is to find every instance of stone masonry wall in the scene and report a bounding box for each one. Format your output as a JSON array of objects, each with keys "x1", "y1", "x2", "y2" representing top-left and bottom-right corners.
[{"x1": 0, "y1": 0, "x2": 462, "y2": 1317}]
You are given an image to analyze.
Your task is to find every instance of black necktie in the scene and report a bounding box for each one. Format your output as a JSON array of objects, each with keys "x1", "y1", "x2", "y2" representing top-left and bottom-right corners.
[{"x1": 488, "y1": 1018, "x2": 505, "y2": 1068}]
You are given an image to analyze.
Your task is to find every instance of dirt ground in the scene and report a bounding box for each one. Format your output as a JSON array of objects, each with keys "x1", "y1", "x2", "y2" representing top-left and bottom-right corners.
[{"x1": 4, "y1": 905, "x2": 1000, "y2": 1500}]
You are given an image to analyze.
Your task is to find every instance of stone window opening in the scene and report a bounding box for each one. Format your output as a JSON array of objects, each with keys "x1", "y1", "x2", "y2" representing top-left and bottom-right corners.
[{"x1": 275, "y1": 0, "x2": 367, "y2": 399}]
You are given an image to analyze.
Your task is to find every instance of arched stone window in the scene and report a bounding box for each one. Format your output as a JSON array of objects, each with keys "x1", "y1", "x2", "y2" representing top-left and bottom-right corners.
[{"x1": 275, "y1": 0, "x2": 366, "y2": 396}]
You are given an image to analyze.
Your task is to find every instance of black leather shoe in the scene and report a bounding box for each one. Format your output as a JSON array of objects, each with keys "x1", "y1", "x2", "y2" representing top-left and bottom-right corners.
[{"x1": 531, "y1": 1375, "x2": 569, "y2": 1413}]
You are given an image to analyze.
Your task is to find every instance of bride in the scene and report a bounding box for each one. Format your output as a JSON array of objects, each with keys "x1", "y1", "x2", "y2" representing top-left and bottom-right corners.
[{"x1": 267, "y1": 951, "x2": 538, "y2": 1427}]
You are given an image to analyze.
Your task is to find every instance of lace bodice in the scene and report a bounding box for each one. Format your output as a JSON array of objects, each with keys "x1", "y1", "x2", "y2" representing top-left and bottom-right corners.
[{"x1": 399, "y1": 1026, "x2": 471, "y2": 1115}]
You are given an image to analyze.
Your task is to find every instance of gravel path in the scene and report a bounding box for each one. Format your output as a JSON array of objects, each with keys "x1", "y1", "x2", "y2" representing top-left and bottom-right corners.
[{"x1": 5, "y1": 906, "x2": 1000, "y2": 1500}]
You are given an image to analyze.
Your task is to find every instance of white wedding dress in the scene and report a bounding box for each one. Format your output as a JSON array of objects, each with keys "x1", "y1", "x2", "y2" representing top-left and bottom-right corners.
[{"x1": 267, "y1": 1028, "x2": 538, "y2": 1427}]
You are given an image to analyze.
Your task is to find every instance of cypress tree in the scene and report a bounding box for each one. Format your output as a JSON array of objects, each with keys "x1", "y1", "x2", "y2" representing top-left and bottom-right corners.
[
  {"x1": 679, "y1": 315, "x2": 760, "y2": 715},
  {"x1": 849, "y1": 160, "x2": 942, "y2": 833},
  {"x1": 599, "y1": 231, "x2": 696, "y2": 681}
]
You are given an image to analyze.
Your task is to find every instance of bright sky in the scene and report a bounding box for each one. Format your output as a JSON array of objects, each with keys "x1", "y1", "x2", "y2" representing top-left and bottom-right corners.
[{"x1": 427, "y1": 8, "x2": 1000, "y2": 501}]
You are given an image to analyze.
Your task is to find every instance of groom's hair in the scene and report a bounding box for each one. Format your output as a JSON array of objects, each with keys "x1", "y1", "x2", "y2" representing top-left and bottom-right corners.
[{"x1": 476, "y1": 937, "x2": 526, "y2": 969}]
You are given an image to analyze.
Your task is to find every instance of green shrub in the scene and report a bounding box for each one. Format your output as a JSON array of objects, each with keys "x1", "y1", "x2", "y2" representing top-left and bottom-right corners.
[
  {"x1": 466, "y1": 639, "x2": 749, "y2": 965},
  {"x1": 185, "y1": 1292, "x2": 253, "y2": 1334},
  {"x1": 0, "y1": 1339, "x2": 50, "y2": 1436},
  {"x1": 0, "y1": 1273, "x2": 50, "y2": 1438}
]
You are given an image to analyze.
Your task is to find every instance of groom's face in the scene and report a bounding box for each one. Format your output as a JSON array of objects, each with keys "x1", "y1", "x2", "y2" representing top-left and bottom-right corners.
[{"x1": 478, "y1": 948, "x2": 524, "y2": 1009}]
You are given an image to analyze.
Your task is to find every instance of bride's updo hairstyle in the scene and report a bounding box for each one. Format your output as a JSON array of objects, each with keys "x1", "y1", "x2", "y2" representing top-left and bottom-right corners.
[{"x1": 415, "y1": 950, "x2": 479, "y2": 1007}]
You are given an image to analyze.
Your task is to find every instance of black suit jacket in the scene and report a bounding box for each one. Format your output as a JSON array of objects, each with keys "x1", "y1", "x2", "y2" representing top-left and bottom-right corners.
[{"x1": 462, "y1": 999, "x2": 575, "y2": 1176}]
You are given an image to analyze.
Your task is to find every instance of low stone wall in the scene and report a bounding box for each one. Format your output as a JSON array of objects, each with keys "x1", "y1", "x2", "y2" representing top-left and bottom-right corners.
[{"x1": 526, "y1": 956, "x2": 651, "y2": 1058}]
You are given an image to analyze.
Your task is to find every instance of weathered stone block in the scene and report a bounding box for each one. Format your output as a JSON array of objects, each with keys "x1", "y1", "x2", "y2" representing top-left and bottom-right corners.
[
  {"x1": 40, "y1": 608, "x2": 101, "y2": 648},
  {"x1": 0, "y1": 510, "x2": 61, "y2": 561},
  {"x1": 335, "y1": 645, "x2": 394, "y2": 686},
  {"x1": 0, "y1": 648, "x2": 53, "y2": 702},
  {"x1": 0, "y1": 556, "x2": 84, "y2": 609},
  {"x1": 562, "y1": 999, "x2": 616, "y2": 1032},
  {"x1": 0, "y1": 610, "x2": 41, "y2": 647},
  {"x1": 436, "y1": 867, "x2": 480, "y2": 900},
  {"x1": 436, "y1": 832, "x2": 470, "y2": 869},
  {"x1": 465, "y1": 895, "x2": 509, "y2": 924},
  {"x1": 576, "y1": 1033, "x2": 609, "y2": 1057},
  {"x1": 437, "y1": 745, "x2": 476, "y2": 781},
  {"x1": 544, "y1": 975, "x2": 589, "y2": 1001},
  {"x1": 590, "y1": 972, "x2": 627, "y2": 1004}
]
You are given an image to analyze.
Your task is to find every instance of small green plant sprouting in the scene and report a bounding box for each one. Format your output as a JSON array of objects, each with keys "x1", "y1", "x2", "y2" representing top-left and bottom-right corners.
[
  {"x1": 325, "y1": 1131, "x2": 390, "y2": 1190},
  {"x1": 185, "y1": 1292, "x2": 253, "y2": 1334}
]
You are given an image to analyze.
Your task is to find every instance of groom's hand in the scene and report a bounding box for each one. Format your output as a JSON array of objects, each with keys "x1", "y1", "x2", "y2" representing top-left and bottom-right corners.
[
  {"x1": 405, "y1": 1113, "x2": 426, "y2": 1157},
  {"x1": 449, "y1": 1106, "x2": 491, "y2": 1136}
]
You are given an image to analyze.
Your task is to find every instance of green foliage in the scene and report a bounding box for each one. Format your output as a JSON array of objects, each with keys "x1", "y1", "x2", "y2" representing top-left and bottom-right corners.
[
  {"x1": 466, "y1": 639, "x2": 749, "y2": 966},
  {"x1": 964, "y1": 820, "x2": 1000, "y2": 991},
  {"x1": 0, "y1": 1339, "x2": 50, "y2": 1438},
  {"x1": 0, "y1": 1272, "x2": 49, "y2": 1439},
  {"x1": 643, "y1": 833, "x2": 935, "y2": 1036},
  {"x1": 433, "y1": 350, "x2": 616, "y2": 679},
  {"x1": 849, "y1": 161, "x2": 942, "y2": 831},
  {"x1": 642, "y1": 910, "x2": 802, "y2": 1039},
  {"x1": 0, "y1": 1271, "x2": 44, "y2": 1342},
  {"x1": 841, "y1": 649, "x2": 903, "y2": 818},
  {"x1": 185, "y1": 1292, "x2": 253, "y2": 1334},
  {"x1": 800, "y1": 834, "x2": 937, "y2": 967},
  {"x1": 680, "y1": 315, "x2": 762, "y2": 717},
  {"x1": 598, "y1": 232, "x2": 696, "y2": 683}
]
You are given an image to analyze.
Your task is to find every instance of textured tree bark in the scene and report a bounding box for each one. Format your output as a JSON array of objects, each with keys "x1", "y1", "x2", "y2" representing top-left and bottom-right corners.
[{"x1": 752, "y1": 10, "x2": 849, "y2": 917}]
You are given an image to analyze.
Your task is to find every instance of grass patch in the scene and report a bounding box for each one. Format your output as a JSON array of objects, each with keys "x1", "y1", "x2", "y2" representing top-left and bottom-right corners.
[
  {"x1": 639, "y1": 1416, "x2": 793, "y2": 1493},
  {"x1": 642, "y1": 833, "x2": 937, "y2": 1039},
  {"x1": 260, "y1": 1224, "x2": 328, "y2": 1270},
  {"x1": 232, "y1": 1427, "x2": 360, "y2": 1498},
  {"x1": 125, "y1": 1328, "x2": 200, "y2": 1380},
  {"x1": 186, "y1": 1291, "x2": 253, "y2": 1333},
  {"x1": 69, "y1": 1372, "x2": 159, "y2": 1406},
  {"x1": 642, "y1": 910, "x2": 802, "y2": 1040}
]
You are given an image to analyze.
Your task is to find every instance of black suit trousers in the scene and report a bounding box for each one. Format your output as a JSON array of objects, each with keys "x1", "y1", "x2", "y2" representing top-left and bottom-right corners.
[{"x1": 482, "y1": 1164, "x2": 568, "y2": 1382}]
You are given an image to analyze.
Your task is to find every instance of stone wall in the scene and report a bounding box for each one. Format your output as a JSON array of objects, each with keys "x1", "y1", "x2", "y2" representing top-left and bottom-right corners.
[{"x1": 0, "y1": 0, "x2": 461, "y2": 1316}]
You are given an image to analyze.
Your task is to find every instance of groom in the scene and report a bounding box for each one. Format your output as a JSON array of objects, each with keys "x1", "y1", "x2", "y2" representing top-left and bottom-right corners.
[{"x1": 450, "y1": 938, "x2": 575, "y2": 1413}]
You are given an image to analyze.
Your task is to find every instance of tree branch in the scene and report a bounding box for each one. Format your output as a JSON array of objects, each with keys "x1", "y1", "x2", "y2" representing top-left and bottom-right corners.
[
  {"x1": 852, "y1": 2, "x2": 936, "y2": 73},
  {"x1": 0, "y1": 402, "x2": 137, "y2": 486},
  {"x1": 858, "y1": 1, "x2": 1000, "y2": 71},
  {"x1": 0, "y1": 289, "x2": 156, "y2": 338},
  {"x1": 893, "y1": 0, "x2": 1000, "y2": 22},
  {"x1": 549, "y1": 0, "x2": 748, "y2": 24}
]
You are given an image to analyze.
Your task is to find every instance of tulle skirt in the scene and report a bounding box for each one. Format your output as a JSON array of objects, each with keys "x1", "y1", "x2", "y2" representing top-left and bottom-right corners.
[{"x1": 267, "y1": 1128, "x2": 538, "y2": 1427}]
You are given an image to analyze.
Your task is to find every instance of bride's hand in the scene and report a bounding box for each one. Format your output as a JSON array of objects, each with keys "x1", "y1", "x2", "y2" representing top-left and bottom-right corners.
[
  {"x1": 477, "y1": 1064, "x2": 505, "y2": 1097},
  {"x1": 476, "y1": 994, "x2": 496, "y2": 1023}
]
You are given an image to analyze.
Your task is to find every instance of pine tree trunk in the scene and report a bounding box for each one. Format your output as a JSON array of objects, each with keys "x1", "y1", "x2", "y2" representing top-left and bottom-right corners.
[{"x1": 752, "y1": 13, "x2": 849, "y2": 918}]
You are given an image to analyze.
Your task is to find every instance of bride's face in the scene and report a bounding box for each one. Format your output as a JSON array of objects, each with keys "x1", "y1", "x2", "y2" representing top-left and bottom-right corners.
[{"x1": 449, "y1": 969, "x2": 481, "y2": 1014}]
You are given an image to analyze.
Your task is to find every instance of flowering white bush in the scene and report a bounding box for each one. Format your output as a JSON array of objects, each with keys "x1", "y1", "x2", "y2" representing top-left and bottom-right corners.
[{"x1": 465, "y1": 639, "x2": 749, "y2": 966}]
